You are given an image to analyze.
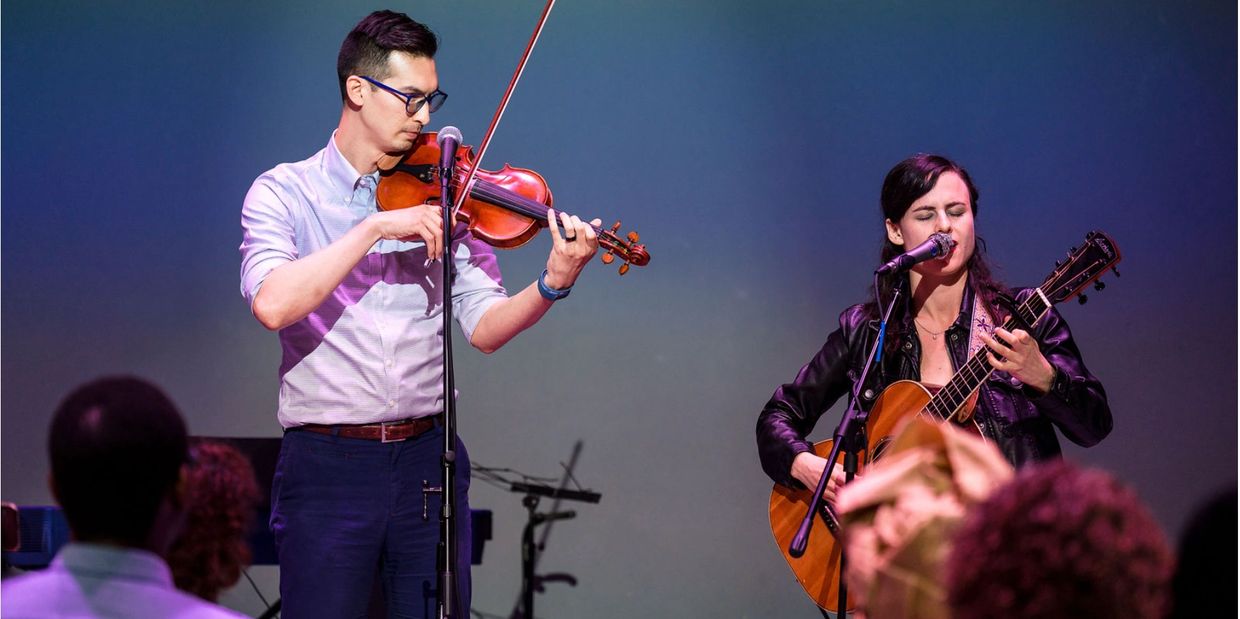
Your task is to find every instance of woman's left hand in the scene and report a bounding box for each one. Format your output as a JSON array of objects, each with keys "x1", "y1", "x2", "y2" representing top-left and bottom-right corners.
[{"x1": 982, "y1": 327, "x2": 1055, "y2": 393}]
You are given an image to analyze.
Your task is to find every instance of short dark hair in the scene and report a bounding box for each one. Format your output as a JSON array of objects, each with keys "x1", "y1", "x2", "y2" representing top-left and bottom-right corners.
[
  {"x1": 337, "y1": 10, "x2": 438, "y2": 103},
  {"x1": 48, "y1": 376, "x2": 188, "y2": 546},
  {"x1": 946, "y1": 460, "x2": 1173, "y2": 619}
]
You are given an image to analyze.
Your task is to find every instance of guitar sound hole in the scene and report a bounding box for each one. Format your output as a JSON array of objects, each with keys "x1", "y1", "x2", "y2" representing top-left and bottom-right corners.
[{"x1": 872, "y1": 437, "x2": 892, "y2": 462}]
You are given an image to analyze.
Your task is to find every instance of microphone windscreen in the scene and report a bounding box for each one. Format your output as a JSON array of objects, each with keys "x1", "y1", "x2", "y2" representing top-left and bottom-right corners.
[
  {"x1": 437, "y1": 125, "x2": 463, "y2": 148},
  {"x1": 932, "y1": 232, "x2": 955, "y2": 254}
]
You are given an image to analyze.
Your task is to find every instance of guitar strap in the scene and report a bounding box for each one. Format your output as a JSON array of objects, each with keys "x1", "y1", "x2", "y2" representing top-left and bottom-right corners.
[
  {"x1": 966, "y1": 293, "x2": 995, "y2": 358},
  {"x1": 956, "y1": 293, "x2": 995, "y2": 422}
]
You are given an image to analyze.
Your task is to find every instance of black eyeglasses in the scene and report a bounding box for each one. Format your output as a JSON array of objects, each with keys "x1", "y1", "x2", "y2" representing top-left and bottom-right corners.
[{"x1": 359, "y1": 76, "x2": 447, "y2": 115}]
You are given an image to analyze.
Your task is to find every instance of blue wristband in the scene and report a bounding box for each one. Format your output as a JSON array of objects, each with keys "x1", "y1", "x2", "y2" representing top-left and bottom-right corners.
[{"x1": 537, "y1": 269, "x2": 572, "y2": 301}]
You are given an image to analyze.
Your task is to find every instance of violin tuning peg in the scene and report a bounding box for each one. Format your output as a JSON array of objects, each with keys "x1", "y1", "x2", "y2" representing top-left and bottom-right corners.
[
  {"x1": 1094, "y1": 281, "x2": 1106, "y2": 291},
  {"x1": 601, "y1": 252, "x2": 615, "y2": 265},
  {"x1": 1078, "y1": 294, "x2": 1088, "y2": 305},
  {"x1": 627, "y1": 231, "x2": 640, "y2": 243},
  {"x1": 609, "y1": 220, "x2": 622, "y2": 234},
  {"x1": 618, "y1": 262, "x2": 630, "y2": 276}
]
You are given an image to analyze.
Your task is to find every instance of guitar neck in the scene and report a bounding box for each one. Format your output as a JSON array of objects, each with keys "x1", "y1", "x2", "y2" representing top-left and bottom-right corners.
[{"x1": 924, "y1": 289, "x2": 1053, "y2": 421}]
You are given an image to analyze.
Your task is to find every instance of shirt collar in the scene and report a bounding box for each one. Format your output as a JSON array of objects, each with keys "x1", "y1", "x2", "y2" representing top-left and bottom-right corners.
[
  {"x1": 950, "y1": 279, "x2": 977, "y2": 331},
  {"x1": 325, "y1": 131, "x2": 380, "y2": 194},
  {"x1": 53, "y1": 542, "x2": 173, "y2": 587}
]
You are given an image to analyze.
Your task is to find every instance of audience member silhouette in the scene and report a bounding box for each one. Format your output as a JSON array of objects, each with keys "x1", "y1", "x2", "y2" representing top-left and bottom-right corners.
[
  {"x1": 1166, "y1": 488, "x2": 1236, "y2": 619},
  {"x1": 0, "y1": 376, "x2": 244, "y2": 618}
]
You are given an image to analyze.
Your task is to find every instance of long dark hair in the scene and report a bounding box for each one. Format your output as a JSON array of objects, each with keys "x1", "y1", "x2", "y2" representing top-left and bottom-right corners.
[{"x1": 867, "y1": 154, "x2": 1008, "y2": 340}]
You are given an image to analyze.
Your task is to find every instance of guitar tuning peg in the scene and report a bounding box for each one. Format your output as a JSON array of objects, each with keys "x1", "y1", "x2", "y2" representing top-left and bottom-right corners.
[
  {"x1": 1068, "y1": 246, "x2": 1078, "y2": 254},
  {"x1": 618, "y1": 262, "x2": 630, "y2": 276},
  {"x1": 601, "y1": 251, "x2": 615, "y2": 265},
  {"x1": 1112, "y1": 268, "x2": 1120, "y2": 278},
  {"x1": 1055, "y1": 260, "x2": 1062, "y2": 267},
  {"x1": 1094, "y1": 281, "x2": 1106, "y2": 291},
  {"x1": 1078, "y1": 294, "x2": 1088, "y2": 305},
  {"x1": 627, "y1": 231, "x2": 640, "y2": 243}
]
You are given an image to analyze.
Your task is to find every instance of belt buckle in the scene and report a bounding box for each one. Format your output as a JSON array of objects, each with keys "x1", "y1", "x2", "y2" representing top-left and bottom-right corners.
[{"x1": 380, "y1": 421, "x2": 407, "y2": 443}]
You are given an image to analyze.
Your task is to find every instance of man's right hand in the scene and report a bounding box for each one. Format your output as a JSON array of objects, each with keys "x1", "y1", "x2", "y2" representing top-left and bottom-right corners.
[
  {"x1": 791, "y1": 452, "x2": 850, "y2": 504},
  {"x1": 369, "y1": 204, "x2": 444, "y2": 258}
]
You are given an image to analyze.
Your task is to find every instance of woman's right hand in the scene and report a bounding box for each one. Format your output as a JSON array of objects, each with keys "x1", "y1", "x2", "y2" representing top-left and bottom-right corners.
[{"x1": 791, "y1": 452, "x2": 850, "y2": 504}]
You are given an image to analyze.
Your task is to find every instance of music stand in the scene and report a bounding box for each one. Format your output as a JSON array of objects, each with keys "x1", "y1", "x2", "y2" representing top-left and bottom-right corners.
[{"x1": 501, "y1": 441, "x2": 601, "y2": 619}]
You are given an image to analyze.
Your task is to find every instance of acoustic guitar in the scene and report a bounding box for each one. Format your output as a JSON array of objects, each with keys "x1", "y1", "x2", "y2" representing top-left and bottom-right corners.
[{"x1": 767, "y1": 230, "x2": 1121, "y2": 613}]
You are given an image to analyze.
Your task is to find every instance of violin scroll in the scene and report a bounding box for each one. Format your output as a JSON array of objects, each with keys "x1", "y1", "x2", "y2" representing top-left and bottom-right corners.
[{"x1": 598, "y1": 220, "x2": 649, "y2": 276}]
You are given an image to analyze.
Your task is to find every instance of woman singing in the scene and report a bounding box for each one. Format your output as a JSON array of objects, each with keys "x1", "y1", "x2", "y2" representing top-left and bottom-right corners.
[{"x1": 756, "y1": 154, "x2": 1112, "y2": 502}]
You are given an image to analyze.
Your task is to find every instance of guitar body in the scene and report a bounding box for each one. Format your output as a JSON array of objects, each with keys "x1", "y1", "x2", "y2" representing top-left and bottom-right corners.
[
  {"x1": 768, "y1": 437, "x2": 848, "y2": 613},
  {"x1": 867, "y1": 380, "x2": 982, "y2": 459},
  {"x1": 767, "y1": 381, "x2": 977, "y2": 613}
]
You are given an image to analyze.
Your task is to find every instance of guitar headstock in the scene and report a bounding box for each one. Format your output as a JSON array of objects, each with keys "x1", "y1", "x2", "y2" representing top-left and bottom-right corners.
[
  {"x1": 597, "y1": 220, "x2": 650, "y2": 275},
  {"x1": 1040, "y1": 230, "x2": 1122, "y2": 305}
]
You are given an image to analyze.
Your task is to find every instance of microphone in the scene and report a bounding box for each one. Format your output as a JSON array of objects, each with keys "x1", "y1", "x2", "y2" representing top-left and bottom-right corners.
[
  {"x1": 436, "y1": 125, "x2": 462, "y2": 172},
  {"x1": 437, "y1": 126, "x2": 462, "y2": 211},
  {"x1": 875, "y1": 232, "x2": 955, "y2": 275}
]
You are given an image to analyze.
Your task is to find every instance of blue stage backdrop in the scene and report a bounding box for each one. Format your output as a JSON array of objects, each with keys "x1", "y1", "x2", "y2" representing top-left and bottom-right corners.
[{"x1": 3, "y1": 1, "x2": 1235, "y2": 616}]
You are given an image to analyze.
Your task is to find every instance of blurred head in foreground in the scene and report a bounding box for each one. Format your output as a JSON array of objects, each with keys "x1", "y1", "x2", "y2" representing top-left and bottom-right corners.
[{"x1": 946, "y1": 459, "x2": 1173, "y2": 619}]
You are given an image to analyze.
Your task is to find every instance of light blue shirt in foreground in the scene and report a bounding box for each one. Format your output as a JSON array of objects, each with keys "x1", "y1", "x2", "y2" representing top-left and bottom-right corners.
[{"x1": 1, "y1": 543, "x2": 245, "y2": 618}]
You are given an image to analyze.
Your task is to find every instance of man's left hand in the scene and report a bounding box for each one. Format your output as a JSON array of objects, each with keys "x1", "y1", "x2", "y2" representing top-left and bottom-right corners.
[{"x1": 543, "y1": 208, "x2": 600, "y2": 289}]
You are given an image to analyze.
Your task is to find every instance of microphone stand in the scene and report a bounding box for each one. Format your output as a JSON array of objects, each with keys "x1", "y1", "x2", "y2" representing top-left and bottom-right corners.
[
  {"x1": 788, "y1": 274, "x2": 901, "y2": 617},
  {"x1": 436, "y1": 146, "x2": 461, "y2": 619}
]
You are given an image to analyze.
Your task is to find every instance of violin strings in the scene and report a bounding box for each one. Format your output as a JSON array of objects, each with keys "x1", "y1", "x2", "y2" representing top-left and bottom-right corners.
[
  {"x1": 438, "y1": 169, "x2": 634, "y2": 254},
  {"x1": 462, "y1": 179, "x2": 616, "y2": 239}
]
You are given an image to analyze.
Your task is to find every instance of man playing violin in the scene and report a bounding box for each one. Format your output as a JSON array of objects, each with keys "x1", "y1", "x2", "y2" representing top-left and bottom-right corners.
[{"x1": 239, "y1": 10, "x2": 600, "y2": 617}]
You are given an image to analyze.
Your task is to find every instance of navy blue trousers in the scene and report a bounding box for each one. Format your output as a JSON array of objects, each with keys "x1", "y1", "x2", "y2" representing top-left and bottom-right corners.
[{"x1": 270, "y1": 426, "x2": 471, "y2": 618}]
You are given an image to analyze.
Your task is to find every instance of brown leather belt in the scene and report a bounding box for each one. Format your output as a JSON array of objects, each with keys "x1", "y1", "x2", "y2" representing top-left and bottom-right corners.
[{"x1": 292, "y1": 415, "x2": 440, "y2": 443}]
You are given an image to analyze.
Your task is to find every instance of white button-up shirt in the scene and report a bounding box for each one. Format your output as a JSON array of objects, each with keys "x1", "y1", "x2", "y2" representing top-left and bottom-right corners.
[{"x1": 240, "y1": 134, "x2": 507, "y2": 427}]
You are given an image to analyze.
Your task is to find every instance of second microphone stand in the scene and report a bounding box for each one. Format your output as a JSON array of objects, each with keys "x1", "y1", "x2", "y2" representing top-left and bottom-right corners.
[{"x1": 789, "y1": 276, "x2": 901, "y2": 617}]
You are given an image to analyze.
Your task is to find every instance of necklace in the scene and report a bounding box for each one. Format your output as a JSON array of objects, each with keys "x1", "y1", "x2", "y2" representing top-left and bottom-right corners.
[{"x1": 914, "y1": 317, "x2": 948, "y2": 340}]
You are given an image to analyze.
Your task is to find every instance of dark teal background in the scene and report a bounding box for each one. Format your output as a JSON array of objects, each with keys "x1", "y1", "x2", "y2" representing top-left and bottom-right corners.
[{"x1": 3, "y1": 1, "x2": 1235, "y2": 616}]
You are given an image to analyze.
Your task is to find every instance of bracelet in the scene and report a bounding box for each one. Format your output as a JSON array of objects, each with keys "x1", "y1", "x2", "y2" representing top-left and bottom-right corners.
[{"x1": 537, "y1": 269, "x2": 572, "y2": 301}]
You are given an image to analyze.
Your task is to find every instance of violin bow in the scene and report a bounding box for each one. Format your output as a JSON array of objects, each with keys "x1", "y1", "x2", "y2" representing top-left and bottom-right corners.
[{"x1": 451, "y1": 0, "x2": 557, "y2": 220}]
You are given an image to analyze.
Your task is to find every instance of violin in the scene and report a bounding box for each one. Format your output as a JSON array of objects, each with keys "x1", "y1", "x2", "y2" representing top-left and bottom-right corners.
[{"x1": 375, "y1": 131, "x2": 650, "y2": 274}]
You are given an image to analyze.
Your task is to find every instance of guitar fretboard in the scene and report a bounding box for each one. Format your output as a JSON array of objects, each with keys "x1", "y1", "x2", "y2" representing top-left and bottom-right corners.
[{"x1": 923, "y1": 290, "x2": 1051, "y2": 422}]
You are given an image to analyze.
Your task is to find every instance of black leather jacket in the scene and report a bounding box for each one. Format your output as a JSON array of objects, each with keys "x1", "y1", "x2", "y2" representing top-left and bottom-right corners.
[{"x1": 757, "y1": 284, "x2": 1112, "y2": 489}]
